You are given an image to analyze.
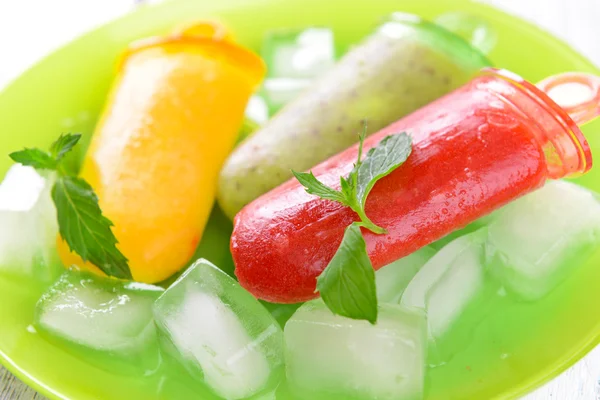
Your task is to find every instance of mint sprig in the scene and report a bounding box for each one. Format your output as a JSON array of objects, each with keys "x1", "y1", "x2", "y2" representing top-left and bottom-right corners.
[
  {"x1": 293, "y1": 125, "x2": 411, "y2": 234},
  {"x1": 293, "y1": 125, "x2": 412, "y2": 323},
  {"x1": 9, "y1": 134, "x2": 132, "y2": 280}
]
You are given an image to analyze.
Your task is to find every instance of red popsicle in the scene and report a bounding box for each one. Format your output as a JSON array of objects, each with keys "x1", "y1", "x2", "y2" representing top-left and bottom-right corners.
[{"x1": 232, "y1": 68, "x2": 596, "y2": 303}]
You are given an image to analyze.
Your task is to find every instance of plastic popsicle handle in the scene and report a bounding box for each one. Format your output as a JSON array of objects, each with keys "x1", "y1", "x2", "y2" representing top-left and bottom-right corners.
[
  {"x1": 434, "y1": 11, "x2": 498, "y2": 55},
  {"x1": 479, "y1": 68, "x2": 594, "y2": 179},
  {"x1": 537, "y1": 72, "x2": 600, "y2": 126}
]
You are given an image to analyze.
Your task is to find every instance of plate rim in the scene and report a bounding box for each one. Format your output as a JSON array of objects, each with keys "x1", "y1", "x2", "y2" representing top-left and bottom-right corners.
[{"x1": 1, "y1": 0, "x2": 599, "y2": 399}]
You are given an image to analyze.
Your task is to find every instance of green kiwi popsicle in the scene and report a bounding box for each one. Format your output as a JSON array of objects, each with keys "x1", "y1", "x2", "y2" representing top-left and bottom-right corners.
[{"x1": 218, "y1": 13, "x2": 492, "y2": 219}]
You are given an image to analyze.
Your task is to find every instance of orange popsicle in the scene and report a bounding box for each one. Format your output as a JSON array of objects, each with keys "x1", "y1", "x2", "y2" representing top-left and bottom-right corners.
[{"x1": 58, "y1": 23, "x2": 265, "y2": 283}]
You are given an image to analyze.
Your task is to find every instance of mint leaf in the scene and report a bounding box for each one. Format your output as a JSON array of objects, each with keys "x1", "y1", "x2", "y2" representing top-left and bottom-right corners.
[
  {"x1": 339, "y1": 175, "x2": 354, "y2": 201},
  {"x1": 356, "y1": 133, "x2": 412, "y2": 208},
  {"x1": 292, "y1": 170, "x2": 347, "y2": 203},
  {"x1": 50, "y1": 133, "x2": 81, "y2": 161},
  {"x1": 9, "y1": 148, "x2": 57, "y2": 170},
  {"x1": 52, "y1": 176, "x2": 131, "y2": 280},
  {"x1": 316, "y1": 223, "x2": 378, "y2": 324}
]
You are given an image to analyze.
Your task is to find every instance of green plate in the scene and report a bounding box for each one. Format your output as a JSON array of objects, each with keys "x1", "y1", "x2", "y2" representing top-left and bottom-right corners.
[{"x1": 1, "y1": 0, "x2": 599, "y2": 399}]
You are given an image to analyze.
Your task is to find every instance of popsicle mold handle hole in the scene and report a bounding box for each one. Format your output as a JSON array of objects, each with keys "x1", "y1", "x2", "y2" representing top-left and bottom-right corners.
[
  {"x1": 537, "y1": 72, "x2": 600, "y2": 126},
  {"x1": 433, "y1": 12, "x2": 497, "y2": 55}
]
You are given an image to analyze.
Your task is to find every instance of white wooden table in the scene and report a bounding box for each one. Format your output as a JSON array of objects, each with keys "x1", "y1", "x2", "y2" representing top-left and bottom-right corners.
[{"x1": 0, "y1": 0, "x2": 599, "y2": 398}]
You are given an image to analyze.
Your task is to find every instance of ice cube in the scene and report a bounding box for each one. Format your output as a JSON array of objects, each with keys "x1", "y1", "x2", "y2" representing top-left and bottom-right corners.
[
  {"x1": 0, "y1": 164, "x2": 46, "y2": 210},
  {"x1": 402, "y1": 231, "x2": 489, "y2": 364},
  {"x1": 0, "y1": 164, "x2": 59, "y2": 281},
  {"x1": 285, "y1": 300, "x2": 427, "y2": 400},
  {"x1": 244, "y1": 95, "x2": 269, "y2": 126},
  {"x1": 262, "y1": 27, "x2": 335, "y2": 79},
  {"x1": 402, "y1": 232, "x2": 486, "y2": 334},
  {"x1": 261, "y1": 77, "x2": 312, "y2": 115},
  {"x1": 35, "y1": 269, "x2": 163, "y2": 374},
  {"x1": 486, "y1": 180, "x2": 600, "y2": 301},
  {"x1": 430, "y1": 213, "x2": 496, "y2": 251},
  {"x1": 261, "y1": 27, "x2": 335, "y2": 115},
  {"x1": 153, "y1": 258, "x2": 284, "y2": 400},
  {"x1": 376, "y1": 246, "x2": 436, "y2": 304}
]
